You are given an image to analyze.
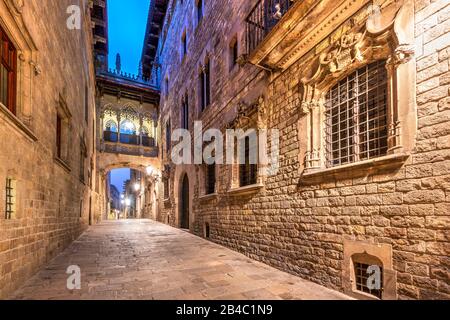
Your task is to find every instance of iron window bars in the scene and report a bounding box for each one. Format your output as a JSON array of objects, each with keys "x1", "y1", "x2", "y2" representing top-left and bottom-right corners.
[
  {"x1": 5, "y1": 178, "x2": 14, "y2": 219},
  {"x1": 354, "y1": 262, "x2": 383, "y2": 299},
  {"x1": 325, "y1": 60, "x2": 388, "y2": 167}
]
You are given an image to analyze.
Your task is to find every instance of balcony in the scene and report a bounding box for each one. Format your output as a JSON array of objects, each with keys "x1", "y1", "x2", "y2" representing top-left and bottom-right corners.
[
  {"x1": 244, "y1": 0, "x2": 371, "y2": 71},
  {"x1": 103, "y1": 131, "x2": 157, "y2": 156},
  {"x1": 245, "y1": 0, "x2": 294, "y2": 55}
]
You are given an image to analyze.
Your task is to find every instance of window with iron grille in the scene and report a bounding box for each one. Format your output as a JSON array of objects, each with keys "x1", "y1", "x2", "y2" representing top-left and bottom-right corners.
[
  {"x1": 325, "y1": 60, "x2": 388, "y2": 167},
  {"x1": 239, "y1": 136, "x2": 258, "y2": 187},
  {"x1": 5, "y1": 178, "x2": 14, "y2": 219},
  {"x1": 0, "y1": 25, "x2": 17, "y2": 114},
  {"x1": 229, "y1": 37, "x2": 238, "y2": 71},
  {"x1": 205, "y1": 164, "x2": 216, "y2": 194},
  {"x1": 200, "y1": 61, "x2": 211, "y2": 111},
  {"x1": 182, "y1": 95, "x2": 189, "y2": 130},
  {"x1": 354, "y1": 262, "x2": 383, "y2": 299}
]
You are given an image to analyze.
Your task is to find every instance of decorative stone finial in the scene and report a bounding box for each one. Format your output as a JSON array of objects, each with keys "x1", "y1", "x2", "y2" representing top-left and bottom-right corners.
[{"x1": 115, "y1": 53, "x2": 121, "y2": 73}]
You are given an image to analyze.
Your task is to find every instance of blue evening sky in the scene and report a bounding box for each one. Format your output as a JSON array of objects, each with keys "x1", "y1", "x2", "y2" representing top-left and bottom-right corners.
[
  {"x1": 108, "y1": 1, "x2": 150, "y2": 190},
  {"x1": 111, "y1": 169, "x2": 131, "y2": 194},
  {"x1": 108, "y1": 0, "x2": 150, "y2": 75}
]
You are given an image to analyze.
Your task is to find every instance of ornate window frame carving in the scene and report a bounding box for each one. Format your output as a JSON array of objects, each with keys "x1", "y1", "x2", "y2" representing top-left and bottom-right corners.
[
  {"x1": 0, "y1": 0, "x2": 39, "y2": 136},
  {"x1": 226, "y1": 97, "x2": 267, "y2": 195},
  {"x1": 298, "y1": 0, "x2": 416, "y2": 178},
  {"x1": 54, "y1": 93, "x2": 72, "y2": 171}
]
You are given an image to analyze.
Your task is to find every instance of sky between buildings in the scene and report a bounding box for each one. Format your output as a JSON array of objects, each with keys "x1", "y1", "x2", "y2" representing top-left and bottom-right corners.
[
  {"x1": 108, "y1": 0, "x2": 150, "y2": 75},
  {"x1": 108, "y1": 0, "x2": 150, "y2": 191}
]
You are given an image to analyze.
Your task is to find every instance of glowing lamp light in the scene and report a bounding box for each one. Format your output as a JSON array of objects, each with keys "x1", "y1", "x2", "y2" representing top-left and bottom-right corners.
[
  {"x1": 134, "y1": 183, "x2": 141, "y2": 191},
  {"x1": 125, "y1": 198, "x2": 131, "y2": 206},
  {"x1": 146, "y1": 166, "x2": 154, "y2": 175}
]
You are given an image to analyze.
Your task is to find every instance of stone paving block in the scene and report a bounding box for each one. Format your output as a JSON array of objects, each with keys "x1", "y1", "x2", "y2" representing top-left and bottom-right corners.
[{"x1": 9, "y1": 220, "x2": 350, "y2": 300}]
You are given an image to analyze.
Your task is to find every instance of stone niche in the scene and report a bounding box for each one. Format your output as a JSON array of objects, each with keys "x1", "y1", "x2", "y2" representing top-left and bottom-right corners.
[{"x1": 343, "y1": 239, "x2": 396, "y2": 300}]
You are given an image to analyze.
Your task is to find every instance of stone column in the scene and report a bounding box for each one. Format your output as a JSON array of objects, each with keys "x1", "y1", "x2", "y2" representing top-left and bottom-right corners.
[
  {"x1": 117, "y1": 113, "x2": 121, "y2": 143},
  {"x1": 139, "y1": 114, "x2": 144, "y2": 146}
]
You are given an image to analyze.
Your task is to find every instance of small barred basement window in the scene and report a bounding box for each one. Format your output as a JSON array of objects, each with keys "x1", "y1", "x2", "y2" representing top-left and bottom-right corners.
[
  {"x1": 354, "y1": 261, "x2": 383, "y2": 299},
  {"x1": 325, "y1": 60, "x2": 388, "y2": 167},
  {"x1": 5, "y1": 178, "x2": 15, "y2": 219}
]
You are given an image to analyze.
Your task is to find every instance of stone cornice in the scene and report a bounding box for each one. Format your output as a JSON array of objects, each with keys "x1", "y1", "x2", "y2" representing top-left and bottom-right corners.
[{"x1": 248, "y1": 0, "x2": 373, "y2": 71}]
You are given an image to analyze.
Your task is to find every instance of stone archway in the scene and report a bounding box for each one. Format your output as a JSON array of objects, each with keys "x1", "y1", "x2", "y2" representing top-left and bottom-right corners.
[
  {"x1": 179, "y1": 174, "x2": 190, "y2": 229},
  {"x1": 97, "y1": 151, "x2": 161, "y2": 222}
]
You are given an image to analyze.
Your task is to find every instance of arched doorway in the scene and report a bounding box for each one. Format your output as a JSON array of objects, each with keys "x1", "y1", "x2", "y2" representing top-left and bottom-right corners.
[{"x1": 179, "y1": 174, "x2": 189, "y2": 229}]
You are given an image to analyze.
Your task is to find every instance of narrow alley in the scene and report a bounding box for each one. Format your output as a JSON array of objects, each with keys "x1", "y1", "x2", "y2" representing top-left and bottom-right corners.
[{"x1": 11, "y1": 220, "x2": 349, "y2": 300}]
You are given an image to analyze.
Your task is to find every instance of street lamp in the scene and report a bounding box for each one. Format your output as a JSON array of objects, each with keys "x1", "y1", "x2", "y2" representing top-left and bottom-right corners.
[
  {"x1": 146, "y1": 166, "x2": 154, "y2": 175},
  {"x1": 125, "y1": 198, "x2": 131, "y2": 206},
  {"x1": 134, "y1": 182, "x2": 140, "y2": 191}
]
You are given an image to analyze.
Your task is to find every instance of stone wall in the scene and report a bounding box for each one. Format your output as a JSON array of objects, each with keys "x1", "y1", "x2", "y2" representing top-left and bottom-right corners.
[
  {"x1": 157, "y1": 0, "x2": 450, "y2": 299},
  {"x1": 0, "y1": 0, "x2": 98, "y2": 298}
]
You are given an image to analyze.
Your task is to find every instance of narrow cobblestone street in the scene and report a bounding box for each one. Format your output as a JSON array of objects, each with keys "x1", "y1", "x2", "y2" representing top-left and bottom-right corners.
[{"x1": 10, "y1": 220, "x2": 349, "y2": 300}]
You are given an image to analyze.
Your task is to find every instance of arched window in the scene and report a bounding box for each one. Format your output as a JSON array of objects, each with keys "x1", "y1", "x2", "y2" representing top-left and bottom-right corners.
[
  {"x1": 104, "y1": 120, "x2": 118, "y2": 132},
  {"x1": 199, "y1": 59, "x2": 210, "y2": 111},
  {"x1": 119, "y1": 120, "x2": 138, "y2": 145},
  {"x1": 352, "y1": 253, "x2": 384, "y2": 299},
  {"x1": 120, "y1": 120, "x2": 136, "y2": 135}
]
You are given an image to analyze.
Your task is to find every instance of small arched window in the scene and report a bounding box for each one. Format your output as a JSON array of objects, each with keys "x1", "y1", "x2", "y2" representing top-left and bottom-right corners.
[
  {"x1": 104, "y1": 120, "x2": 118, "y2": 132},
  {"x1": 352, "y1": 253, "x2": 384, "y2": 299}
]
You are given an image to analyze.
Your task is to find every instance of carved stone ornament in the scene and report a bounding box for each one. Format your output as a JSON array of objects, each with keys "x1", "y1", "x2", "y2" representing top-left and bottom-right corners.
[
  {"x1": 299, "y1": 0, "x2": 414, "y2": 114},
  {"x1": 227, "y1": 97, "x2": 266, "y2": 129},
  {"x1": 29, "y1": 60, "x2": 42, "y2": 76},
  {"x1": 9, "y1": 0, "x2": 24, "y2": 14}
]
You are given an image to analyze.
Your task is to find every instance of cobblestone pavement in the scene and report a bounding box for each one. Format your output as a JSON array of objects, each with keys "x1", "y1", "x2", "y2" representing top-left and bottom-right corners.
[{"x1": 10, "y1": 220, "x2": 350, "y2": 300}]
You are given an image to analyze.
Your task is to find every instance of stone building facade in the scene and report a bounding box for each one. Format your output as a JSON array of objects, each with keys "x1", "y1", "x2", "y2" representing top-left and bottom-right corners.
[
  {"x1": 0, "y1": 0, "x2": 99, "y2": 298},
  {"x1": 156, "y1": 0, "x2": 450, "y2": 299}
]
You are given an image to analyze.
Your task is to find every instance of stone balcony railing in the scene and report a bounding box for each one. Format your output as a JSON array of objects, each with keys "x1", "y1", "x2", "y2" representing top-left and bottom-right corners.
[
  {"x1": 96, "y1": 67, "x2": 161, "y2": 91},
  {"x1": 101, "y1": 137, "x2": 158, "y2": 158}
]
